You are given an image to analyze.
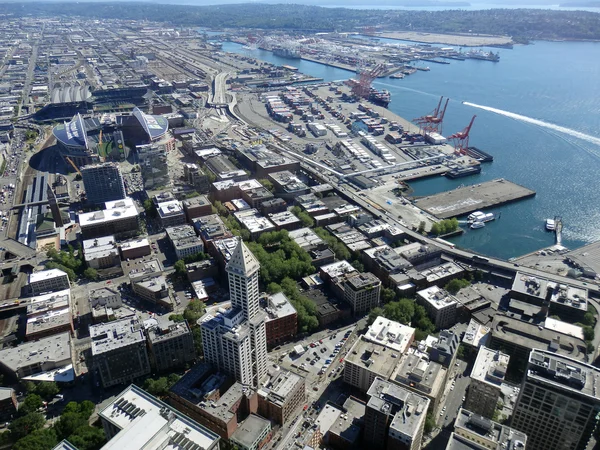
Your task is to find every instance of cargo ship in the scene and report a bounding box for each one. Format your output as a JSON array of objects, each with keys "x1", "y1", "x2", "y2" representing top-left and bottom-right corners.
[
  {"x1": 466, "y1": 50, "x2": 500, "y2": 62},
  {"x1": 273, "y1": 47, "x2": 301, "y2": 59},
  {"x1": 369, "y1": 88, "x2": 391, "y2": 108}
]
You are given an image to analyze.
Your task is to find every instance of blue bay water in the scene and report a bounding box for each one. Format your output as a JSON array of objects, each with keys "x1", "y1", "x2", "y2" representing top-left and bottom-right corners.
[{"x1": 222, "y1": 40, "x2": 600, "y2": 260}]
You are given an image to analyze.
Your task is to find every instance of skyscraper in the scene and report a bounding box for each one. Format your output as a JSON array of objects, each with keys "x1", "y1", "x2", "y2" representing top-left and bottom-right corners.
[
  {"x1": 201, "y1": 239, "x2": 268, "y2": 387},
  {"x1": 81, "y1": 162, "x2": 126, "y2": 205},
  {"x1": 511, "y1": 349, "x2": 600, "y2": 450}
]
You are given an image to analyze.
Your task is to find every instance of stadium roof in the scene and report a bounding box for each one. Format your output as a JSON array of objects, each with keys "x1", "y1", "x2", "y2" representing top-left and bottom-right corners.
[
  {"x1": 132, "y1": 107, "x2": 168, "y2": 141},
  {"x1": 50, "y1": 83, "x2": 92, "y2": 104},
  {"x1": 52, "y1": 113, "x2": 89, "y2": 149}
]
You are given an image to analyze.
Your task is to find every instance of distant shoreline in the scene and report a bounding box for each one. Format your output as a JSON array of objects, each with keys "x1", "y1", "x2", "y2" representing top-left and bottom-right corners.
[{"x1": 370, "y1": 31, "x2": 514, "y2": 47}]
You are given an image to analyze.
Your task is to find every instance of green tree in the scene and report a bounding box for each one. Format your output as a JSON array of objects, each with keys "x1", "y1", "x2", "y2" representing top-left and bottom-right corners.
[
  {"x1": 55, "y1": 412, "x2": 88, "y2": 440},
  {"x1": 350, "y1": 259, "x2": 364, "y2": 272},
  {"x1": 184, "y1": 300, "x2": 205, "y2": 324},
  {"x1": 582, "y1": 312, "x2": 595, "y2": 327},
  {"x1": 258, "y1": 178, "x2": 274, "y2": 192},
  {"x1": 83, "y1": 267, "x2": 98, "y2": 281},
  {"x1": 13, "y1": 428, "x2": 58, "y2": 450},
  {"x1": 9, "y1": 413, "x2": 46, "y2": 439},
  {"x1": 19, "y1": 394, "x2": 43, "y2": 415},
  {"x1": 445, "y1": 278, "x2": 470, "y2": 295},
  {"x1": 68, "y1": 425, "x2": 106, "y2": 450},
  {"x1": 383, "y1": 299, "x2": 415, "y2": 325},
  {"x1": 143, "y1": 199, "x2": 157, "y2": 218},
  {"x1": 169, "y1": 314, "x2": 185, "y2": 322},
  {"x1": 174, "y1": 260, "x2": 186, "y2": 276},
  {"x1": 418, "y1": 221, "x2": 426, "y2": 233},
  {"x1": 424, "y1": 413, "x2": 436, "y2": 434},
  {"x1": 583, "y1": 325, "x2": 595, "y2": 342},
  {"x1": 35, "y1": 382, "x2": 59, "y2": 399},
  {"x1": 143, "y1": 377, "x2": 170, "y2": 397},
  {"x1": 213, "y1": 200, "x2": 228, "y2": 216},
  {"x1": 192, "y1": 327, "x2": 203, "y2": 357},
  {"x1": 368, "y1": 307, "x2": 384, "y2": 325},
  {"x1": 266, "y1": 282, "x2": 282, "y2": 294},
  {"x1": 381, "y1": 287, "x2": 396, "y2": 303},
  {"x1": 430, "y1": 223, "x2": 440, "y2": 236}
]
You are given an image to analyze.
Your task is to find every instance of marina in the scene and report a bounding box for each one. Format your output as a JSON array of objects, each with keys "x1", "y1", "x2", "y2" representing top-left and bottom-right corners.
[{"x1": 414, "y1": 179, "x2": 536, "y2": 219}]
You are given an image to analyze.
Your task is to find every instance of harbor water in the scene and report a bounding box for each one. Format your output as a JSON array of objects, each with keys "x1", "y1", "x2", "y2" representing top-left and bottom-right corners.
[{"x1": 221, "y1": 40, "x2": 600, "y2": 260}]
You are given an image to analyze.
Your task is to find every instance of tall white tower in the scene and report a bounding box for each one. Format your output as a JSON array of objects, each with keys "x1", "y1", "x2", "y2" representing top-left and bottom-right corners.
[
  {"x1": 226, "y1": 239, "x2": 261, "y2": 321},
  {"x1": 202, "y1": 239, "x2": 267, "y2": 387}
]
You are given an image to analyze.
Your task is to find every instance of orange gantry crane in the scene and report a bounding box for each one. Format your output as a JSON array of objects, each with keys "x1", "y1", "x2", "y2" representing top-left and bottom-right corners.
[
  {"x1": 414, "y1": 96, "x2": 450, "y2": 134},
  {"x1": 448, "y1": 115, "x2": 476, "y2": 154}
]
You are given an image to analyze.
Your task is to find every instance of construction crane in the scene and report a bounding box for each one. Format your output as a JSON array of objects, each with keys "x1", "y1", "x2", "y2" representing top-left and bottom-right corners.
[
  {"x1": 448, "y1": 115, "x2": 476, "y2": 154},
  {"x1": 413, "y1": 96, "x2": 450, "y2": 134},
  {"x1": 65, "y1": 157, "x2": 82, "y2": 177}
]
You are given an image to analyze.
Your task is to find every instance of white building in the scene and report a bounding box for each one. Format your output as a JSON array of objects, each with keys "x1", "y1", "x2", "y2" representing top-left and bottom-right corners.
[
  {"x1": 416, "y1": 286, "x2": 458, "y2": 329},
  {"x1": 83, "y1": 235, "x2": 120, "y2": 269},
  {"x1": 201, "y1": 240, "x2": 268, "y2": 387},
  {"x1": 29, "y1": 268, "x2": 70, "y2": 295},
  {"x1": 166, "y1": 225, "x2": 204, "y2": 259},
  {"x1": 157, "y1": 199, "x2": 185, "y2": 228}
]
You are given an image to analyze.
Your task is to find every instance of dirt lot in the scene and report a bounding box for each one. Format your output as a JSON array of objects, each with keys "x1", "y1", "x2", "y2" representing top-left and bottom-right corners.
[{"x1": 376, "y1": 31, "x2": 513, "y2": 47}]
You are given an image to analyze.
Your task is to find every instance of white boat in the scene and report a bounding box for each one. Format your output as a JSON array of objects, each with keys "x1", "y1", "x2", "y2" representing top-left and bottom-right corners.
[
  {"x1": 480, "y1": 213, "x2": 495, "y2": 223},
  {"x1": 470, "y1": 221, "x2": 485, "y2": 229},
  {"x1": 468, "y1": 211, "x2": 485, "y2": 221},
  {"x1": 546, "y1": 219, "x2": 556, "y2": 231}
]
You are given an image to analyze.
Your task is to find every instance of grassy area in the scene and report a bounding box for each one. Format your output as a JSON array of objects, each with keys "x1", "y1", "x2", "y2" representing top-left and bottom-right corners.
[
  {"x1": 0, "y1": 159, "x2": 6, "y2": 175},
  {"x1": 97, "y1": 141, "x2": 113, "y2": 158}
]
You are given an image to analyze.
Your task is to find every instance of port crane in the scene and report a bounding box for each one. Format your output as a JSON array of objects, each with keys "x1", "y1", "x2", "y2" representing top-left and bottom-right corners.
[
  {"x1": 350, "y1": 63, "x2": 385, "y2": 99},
  {"x1": 413, "y1": 96, "x2": 450, "y2": 134},
  {"x1": 448, "y1": 115, "x2": 476, "y2": 154}
]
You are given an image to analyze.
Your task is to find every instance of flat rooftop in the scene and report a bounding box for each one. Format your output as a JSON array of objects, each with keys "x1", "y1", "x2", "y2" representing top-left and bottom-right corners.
[
  {"x1": 83, "y1": 235, "x2": 118, "y2": 261},
  {"x1": 166, "y1": 225, "x2": 203, "y2": 249},
  {"x1": 144, "y1": 316, "x2": 191, "y2": 344},
  {"x1": 345, "y1": 272, "x2": 381, "y2": 291},
  {"x1": 259, "y1": 369, "x2": 304, "y2": 407},
  {"x1": 393, "y1": 351, "x2": 445, "y2": 396},
  {"x1": 512, "y1": 272, "x2": 588, "y2": 312},
  {"x1": 123, "y1": 258, "x2": 162, "y2": 280},
  {"x1": 157, "y1": 200, "x2": 184, "y2": 218},
  {"x1": 0, "y1": 332, "x2": 71, "y2": 373},
  {"x1": 233, "y1": 209, "x2": 275, "y2": 234},
  {"x1": 79, "y1": 197, "x2": 137, "y2": 227},
  {"x1": 120, "y1": 238, "x2": 150, "y2": 251},
  {"x1": 462, "y1": 319, "x2": 490, "y2": 348},
  {"x1": 262, "y1": 292, "x2": 296, "y2": 321},
  {"x1": 90, "y1": 318, "x2": 145, "y2": 355},
  {"x1": 471, "y1": 347, "x2": 509, "y2": 387},
  {"x1": 231, "y1": 414, "x2": 271, "y2": 449},
  {"x1": 417, "y1": 286, "x2": 458, "y2": 310},
  {"x1": 415, "y1": 179, "x2": 535, "y2": 219},
  {"x1": 268, "y1": 211, "x2": 301, "y2": 227},
  {"x1": 346, "y1": 336, "x2": 398, "y2": 379},
  {"x1": 368, "y1": 377, "x2": 429, "y2": 440},
  {"x1": 29, "y1": 268, "x2": 68, "y2": 284},
  {"x1": 365, "y1": 316, "x2": 415, "y2": 353},
  {"x1": 454, "y1": 408, "x2": 527, "y2": 450},
  {"x1": 288, "y1": 227, "x2": 325, "y2": 250},
  {"x1": 528, "y1": 349, "x2": 600, "y2": 401},
  {"x1": 99, "y1": 384, "x2": 220, "y2": 450},
  {"x1": 213, "y1": 237, "x2": 241, "y2": 263},
  {"x1": 320, "y1": 260, "x2": 357, "y2": 279},
  {"x1": 420, "y1": 262, "x2": 464, "y2": 283},
  {"x1": 491, "y1": 314, "x2": 587, "y2": 361}
]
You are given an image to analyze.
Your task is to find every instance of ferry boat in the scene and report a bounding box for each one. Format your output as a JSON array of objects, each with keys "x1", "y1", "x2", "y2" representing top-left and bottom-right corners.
[
  {"x1": 468, "y1": 211, "x2": 485, "y2": 222},
  {"x1": 546, "y1": 219, "x2": 556, "y2": 231},
  {"x1": 470, "y1": 221, "x2": 485, "y2": 229},
  {"x1": 468, "y1": 211, "x2": 495, "y2": 223}
]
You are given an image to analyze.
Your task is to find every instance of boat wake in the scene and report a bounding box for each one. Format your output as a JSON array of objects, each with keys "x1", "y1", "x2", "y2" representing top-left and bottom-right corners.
[{"x1": 463, "y1": 101, "x2": 600, "y2": 147}]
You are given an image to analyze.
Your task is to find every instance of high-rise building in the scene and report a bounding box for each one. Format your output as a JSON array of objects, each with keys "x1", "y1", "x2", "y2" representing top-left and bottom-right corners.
[
  {"x1": 511, "y1": 349, "x2": 600, "y2": 450},
  {"x1": 364, "y1": 377, "x2": 429, "y2": 450},
  {"x1": 81, "y1": 162, "x2": 126, "y2": 205},
  {"x1": 465, "y1": 347, "x2": 509, "y2": 418},
  {"x1": 201, "y1": 240, "x2": 268, "y2": 387}
]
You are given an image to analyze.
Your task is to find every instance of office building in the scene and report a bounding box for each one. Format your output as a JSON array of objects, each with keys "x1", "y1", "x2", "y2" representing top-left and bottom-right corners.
[
  {"x1": 81, "y1": 162, "x2": 126, "y2": 205},
  {"x1": 183, "y1": 163, "x2": 210, "y2": 192},
  {"x1": 230, "y1": 414, "x2": 272, "y2": 450},
  {"x1": 416, "y1": 286, "x2": 459, "y2": 329},
  {"x1": 119, "y1": 238, "x2": 151, "y2": 260},
  {"x1": 83, "y1": 236, "x2": 121, "y2": 269},
  {"x1": 98, "y1": 384, "x2": 220, "y2": 450},
  {"x1": 78, "y1": 197, "x2": 139, "y2": 240},
  {"x1": 169, "y1": 363, "x2": 259, "y2": 439},
  {"x1": 201, "y1": 240, "x2": 268, "y2": 387},
  {"x1": 343, "y1": 272, "x2": 381, "y2": 316},
  {"x1": 465, "y1": 347, "x2": 509, "y2": 419},
  {"x1": 267, "y1": 170, "x2": 310, "y2": 200},
  {"x1": 429, "y1": 329, "x2": 460, "y2": 368},
  {"x1": 0, "y1": 332, "x2": 73, "y2": 381},
  {"x1": 448, "y1": 408, "x2": 527, "y2": 450},
  {"x1": 144, "y1": 316, "x2": 196, "y2": 372},
  {"x1": 89, "y1": 287, "x2": 122, "y2": 323},
  {"x1": 132, "y1": 275, "x2": 170, "y2": 307},
  {"x1": 0, "y1": 387, "x2": 17, "y2": 421},
  {"x1": 365, "y1": 377, "x2": 429, "y2": 450},
  {"x1": 233, "y1": 209, "x2": 276, "y2": 240},
  {"x1": 28, "y1": 268, "x2": 70, "y2": 295},
  {"x1": 258, "y1": 369, "x2": 305, "y2": 425},
  {"x1": 90, "y1": 318, "x2": 150, "y2": 388},
  {"x1": 186, "y1": 259, "x2": 219, "y2": 283},
  {"x1": 511, "y1": 349, "x2": 600, "y2": 450},
  {"x1": 157, "y1": 200, "x2": 186, "y2": 228},
  {"x1": 261, "y1": 292, "x2": 297, "y2": 349},
  {"x1": 25, "y1": 289, "x2": 73, "y2": 341},
  {"x1": 166, "y1": 225, "x2": 204, "y2": 259},
  {"x1": 344, "y1": 317, "x2": 415, "y2": 392},
  {"x1": 194, "y1": 214, "x2": 232, "y2": 245},
  {"x1": 183, "y1": 195, "x2": 212, "y2": 221},
  {"x1": 392, "y1": 350, "x2": 446, "y2": 417}
]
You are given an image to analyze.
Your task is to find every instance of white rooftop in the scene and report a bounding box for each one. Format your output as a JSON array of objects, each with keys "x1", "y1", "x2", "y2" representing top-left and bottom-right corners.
[
  {"x1": 83, "y1": 235, "x2": 118, "y2": 261},
  {"x1": 365, "y1": 316, "x2": 415, "y2": 353},
  {"x1": 471, "y1": 346, "x2": 509, "y2": 387},
  {"x1": 544, "y1": 317, "x2": 585, "y2": 340},
  {"x1": 234, "y1": 209, "x2": 275, "y2": 234},
  {"x1": 99, "y1": 384, "x2": 220, "y2": 450},
  {"x1": 157, "y1": 200, "x2": 184, "y2": 218},
  {"x1": 79, "y1": 197, "x2": 137, "y2": 227},
  {"x1": 320, "y1": 260, "x2": 357, "y2": 279},
  {"x1": 120, "y1": 238, "x2": 150, "y2": 250},
  {"x1": 417, "y1": 285, "x2": 458, "y2": 310},
  {"x1": 29, "y1": 268, "x2": 68, "y2": 284}
]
